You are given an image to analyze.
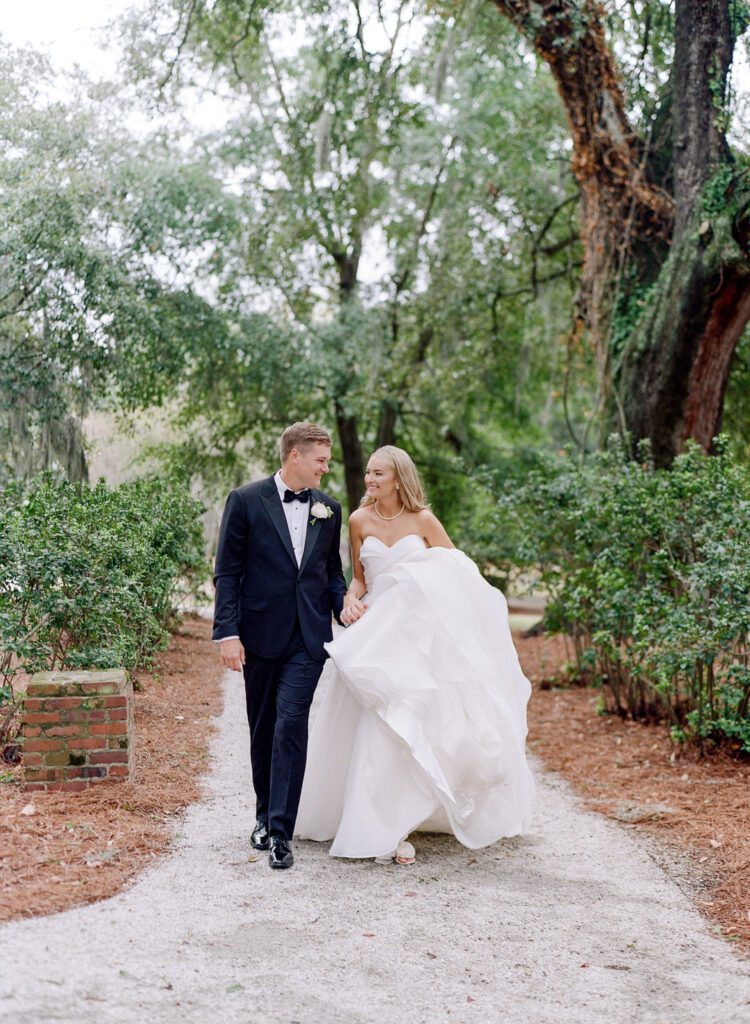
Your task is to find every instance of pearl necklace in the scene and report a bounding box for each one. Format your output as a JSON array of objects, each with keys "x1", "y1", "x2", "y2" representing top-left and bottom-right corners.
[{"x1": 374, "y1": 500, "x2": 405, "y2": 521}]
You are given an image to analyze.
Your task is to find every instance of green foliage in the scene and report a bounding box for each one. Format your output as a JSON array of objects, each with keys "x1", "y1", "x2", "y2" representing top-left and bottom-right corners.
[
  {"x1": 0, "y1": 475, "x2": 207, "y2": 690},
  {"x1": 115, "y1": 0, "x2": 587, "y2": 504},
  {"x1": 701, "y1": 165, "x2": 739, "y2": 217},
  {"x1": 0, "y1": 44, "x2": 239, "y2": 482},
  {"x1": 495, "y1": 438, "x2": 750, "y2": 753},
  {"x1": 729, "y1": 0, "x2": 750, "y2": 42},
  {"x1": 609, "y1": 273, "x2": 658, "y2": 361}
]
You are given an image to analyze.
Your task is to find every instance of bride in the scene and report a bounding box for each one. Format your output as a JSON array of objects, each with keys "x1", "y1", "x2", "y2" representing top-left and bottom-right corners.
[{"x1": 295, "y1": 445, "x2": 534, "y2": 863}]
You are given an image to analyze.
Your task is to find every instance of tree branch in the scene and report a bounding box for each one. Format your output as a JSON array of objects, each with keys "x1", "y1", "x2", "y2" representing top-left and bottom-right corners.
[
  {"x1": 158, "y1": 0, "x2": 200, "y2": 92},
  {"x1": 491, "y1": 0, "x2": 673, "y2": 227},
  {"x1": 392, "y1": 134, "x2": 458, "y2": 297}
]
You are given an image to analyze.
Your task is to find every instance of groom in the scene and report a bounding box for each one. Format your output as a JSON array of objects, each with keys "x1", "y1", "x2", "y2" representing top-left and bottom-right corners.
[{"x1": 213, "y1": 422, "x2": 351, "y2": 869}]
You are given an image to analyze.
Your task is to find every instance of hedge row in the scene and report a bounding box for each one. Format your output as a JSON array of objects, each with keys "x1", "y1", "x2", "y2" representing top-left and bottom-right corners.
[
  {"x1": 0, "y1": 475, "x2": 207, "y2": 698},
  {"x1": 497, "y1": 438, "x2": 750, "y2": 753}
]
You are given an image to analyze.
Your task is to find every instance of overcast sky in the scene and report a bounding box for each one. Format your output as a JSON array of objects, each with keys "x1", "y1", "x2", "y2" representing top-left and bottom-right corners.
[{"x1": 1, "y1": 0, "x2": 137, "y2": 75}]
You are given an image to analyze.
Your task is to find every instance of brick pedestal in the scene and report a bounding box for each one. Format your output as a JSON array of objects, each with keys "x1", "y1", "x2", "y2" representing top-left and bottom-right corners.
[{"x1": 21, "y1": 669, "x2": 134, "y2": 792}]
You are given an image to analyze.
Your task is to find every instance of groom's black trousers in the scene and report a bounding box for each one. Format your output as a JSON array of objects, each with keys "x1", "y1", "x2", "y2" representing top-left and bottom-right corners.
[{"x1": 241, "y1": 618, "x2": 324, "y2": 841}]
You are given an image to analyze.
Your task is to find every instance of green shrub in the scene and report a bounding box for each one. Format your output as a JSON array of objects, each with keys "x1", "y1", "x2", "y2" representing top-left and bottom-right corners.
[
  {"x1": 496, "y1": 437, "x2": 750, "y2": 753},
  {"x1": 0, "y1": 474, "x2": 207, "y2": 691}
]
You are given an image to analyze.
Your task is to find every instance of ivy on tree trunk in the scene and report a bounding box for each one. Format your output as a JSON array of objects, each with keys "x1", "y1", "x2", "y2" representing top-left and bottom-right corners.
[{"x1": 491, "y1": 0, "x2": 750, "y2": 464}]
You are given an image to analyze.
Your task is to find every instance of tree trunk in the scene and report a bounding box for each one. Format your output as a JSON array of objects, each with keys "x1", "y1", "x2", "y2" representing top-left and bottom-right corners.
[
  {"x1": 375, "y1": 399, "x2": 398, "y2": 449},
  {"x1": 332, "y1": 251, "x2": 366, "y2": 514},
  {"x1": 492, "y1": 0, "x2": 673, "y2": 344},
  {"x1": 491, "y1": 0, "x2": 750, "y2": 463},
  {"x1": 617, "y1": 0, "x2": 750, "y2": 462},
  {"x1": 620, "y1": 203, "x2": 750, "y2": 464},
  {"x1": 335, "y1": 399, "x2": 366, "y2": 512},
  {"x1": 671, "y1": 0, "x2": 733, "y2": 241}
]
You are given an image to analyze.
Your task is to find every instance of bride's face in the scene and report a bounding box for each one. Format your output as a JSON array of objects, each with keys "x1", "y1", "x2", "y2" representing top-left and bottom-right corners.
[{"x1": 365, "y1": 456, "x2": 398, "y2": 499}]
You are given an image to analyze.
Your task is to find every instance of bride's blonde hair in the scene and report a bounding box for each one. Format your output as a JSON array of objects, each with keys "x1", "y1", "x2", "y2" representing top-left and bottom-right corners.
[{"x1": 360, "y1": 446, "x2": 429, "y2": 513}]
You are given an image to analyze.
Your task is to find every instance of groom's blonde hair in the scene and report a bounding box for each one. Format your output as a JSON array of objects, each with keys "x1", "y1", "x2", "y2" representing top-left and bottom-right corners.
[
  {"x1": 360, "y1": 446, "x2": 429, "y2": 512},
  {"x1": 280, "y1": 422, "x2": 332, "y2": 462}
]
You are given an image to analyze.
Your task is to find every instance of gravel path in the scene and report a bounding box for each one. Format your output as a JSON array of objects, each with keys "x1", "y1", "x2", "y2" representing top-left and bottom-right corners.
[{"x1": 1, "y1": 670, "x2": 749, "y2": 1024}]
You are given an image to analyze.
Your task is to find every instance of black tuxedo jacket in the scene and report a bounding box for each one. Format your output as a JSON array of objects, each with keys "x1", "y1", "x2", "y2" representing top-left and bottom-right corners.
[{"x1": 212, "y1": 475, "x2": 347, "y2": 662}]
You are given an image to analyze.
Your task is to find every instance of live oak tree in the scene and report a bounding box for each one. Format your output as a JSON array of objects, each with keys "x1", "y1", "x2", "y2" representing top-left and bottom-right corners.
[
  {"x1": 491, "y1": 0, "x2": 750, "y2": 465},
  {"x1": 121, "y1": 0, "x2": 583, "y2": 510}
]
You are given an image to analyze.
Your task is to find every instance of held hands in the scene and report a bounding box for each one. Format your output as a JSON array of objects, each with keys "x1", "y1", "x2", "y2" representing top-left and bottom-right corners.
[
  {"x1": 218, "y1": 637, "x2": 246, "y2": 672},
  {"x1": 341, "y1": 593, "x2": 367, "y2": 626}
]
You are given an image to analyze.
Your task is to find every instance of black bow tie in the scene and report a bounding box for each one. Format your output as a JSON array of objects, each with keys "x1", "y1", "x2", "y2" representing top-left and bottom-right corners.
[{"x1": 283, "y1": 488, "x2": 310, "y2": 504}]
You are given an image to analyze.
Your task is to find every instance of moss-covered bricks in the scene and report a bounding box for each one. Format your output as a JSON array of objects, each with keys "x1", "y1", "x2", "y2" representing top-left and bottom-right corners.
[{"x1": 20, "y1": 670, "x2": 134, "y2": 792}]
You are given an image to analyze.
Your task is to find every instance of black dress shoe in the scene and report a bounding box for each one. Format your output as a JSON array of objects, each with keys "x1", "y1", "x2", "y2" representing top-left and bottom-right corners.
[
  {"x1": 251, "y1": 819, "x2": 269, "y2": 850},
  {"x1": 269, "y1": 836, "x2": 294, "y2": 869}
]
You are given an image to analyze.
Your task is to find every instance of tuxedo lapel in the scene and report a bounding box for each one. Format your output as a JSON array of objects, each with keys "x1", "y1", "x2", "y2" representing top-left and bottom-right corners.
[
  {"x1": 259, "y1": 476, "x2": 298, "y2": 569},
  {"x1": 298, "y1": 489, "x2": 324, "y2": 575}
]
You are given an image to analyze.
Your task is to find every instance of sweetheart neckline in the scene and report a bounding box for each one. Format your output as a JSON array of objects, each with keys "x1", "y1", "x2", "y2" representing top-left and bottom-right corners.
[{"x1": 361, "y1": 533, "x2": 426, "y2": 551}]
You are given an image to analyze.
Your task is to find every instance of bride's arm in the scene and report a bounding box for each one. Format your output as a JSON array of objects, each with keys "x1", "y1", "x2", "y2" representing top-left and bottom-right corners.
[
  {"x1": 419, "y1": 509, "x2": 455, "y2": 549},
  {"x1": 341, "y1": 514, "x2": 368, "y2": 623}
]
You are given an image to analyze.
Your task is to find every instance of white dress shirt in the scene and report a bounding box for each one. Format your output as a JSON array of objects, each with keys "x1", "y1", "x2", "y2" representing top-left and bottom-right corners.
[
  {"x1": 216, "y1": 471, "x2": 309, "y2": 644},
  {"x1": 275, "y1": 469, "x2": 309, "y2": 567}
]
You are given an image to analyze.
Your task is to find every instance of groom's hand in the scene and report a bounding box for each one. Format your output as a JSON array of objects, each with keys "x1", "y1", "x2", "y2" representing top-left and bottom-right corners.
[{"x1": 218, "y1": 638, "x2": 246, "y2": 672}]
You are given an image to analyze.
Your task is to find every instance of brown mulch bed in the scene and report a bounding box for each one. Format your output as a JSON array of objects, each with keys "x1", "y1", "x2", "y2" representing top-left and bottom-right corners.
[
  {"x1": 0, "y1": 615, "x2": 224, "y2": 922},
  {"x1": 515, "y1": 629, "x2": 750, "y2": 956}
]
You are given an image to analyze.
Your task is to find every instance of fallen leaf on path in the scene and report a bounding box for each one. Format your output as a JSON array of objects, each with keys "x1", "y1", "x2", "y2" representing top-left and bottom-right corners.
[
  {"x1": 226, "y1": 983, "x2": 244, "y2": 993},
  {"x1": 362, "y1": 932, "x2": 375, "y2": 938}
]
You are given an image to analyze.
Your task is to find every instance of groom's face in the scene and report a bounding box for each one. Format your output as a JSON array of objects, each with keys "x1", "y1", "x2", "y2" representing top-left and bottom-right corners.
[{"x1": 287, "y1": 442, "x2": 331, "y2": 489}]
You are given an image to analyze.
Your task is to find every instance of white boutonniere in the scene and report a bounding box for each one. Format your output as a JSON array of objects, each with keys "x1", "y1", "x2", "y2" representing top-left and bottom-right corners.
[{"x1": 310, "y1": 501, "x2": 334, "y2": 526}]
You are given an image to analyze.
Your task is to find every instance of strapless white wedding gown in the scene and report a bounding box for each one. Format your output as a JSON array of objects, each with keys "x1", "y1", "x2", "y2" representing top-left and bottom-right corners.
[{"x1": 295, "y1": 534, "x2": 534, "y2": 856}]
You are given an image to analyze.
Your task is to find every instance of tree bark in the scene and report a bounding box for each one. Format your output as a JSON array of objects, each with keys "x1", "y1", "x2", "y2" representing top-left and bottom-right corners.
[
  {"x1": 491, "y1": 0, "x2": 673, "y2": 345},
  {"x1": 491, "y1": 0, "x2": 750, "y2": 463},
  {"x1": 331, "y1": 249, "x2": 367, "y2": 513},
  {"x1": 334, "y1": 400, "x2": 365, "y2": 513},
  {"x1": 375, "y1": 399, "x2": 398, "y2": 449},
  {"x1": 617, "y1": 0, "x2": 750, "y2": 463},
  {"x1": 671, "y1": 0, "x2": 733, "y2": 240},
  {"x1": 620, "y1": 209, "x2": 750, "y2": 464}
]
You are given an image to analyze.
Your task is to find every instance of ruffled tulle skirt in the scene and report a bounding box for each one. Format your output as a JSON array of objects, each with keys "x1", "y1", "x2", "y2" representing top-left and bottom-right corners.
[{"x1": 295, "y1": 545, "x2": 534, "y2": 856}]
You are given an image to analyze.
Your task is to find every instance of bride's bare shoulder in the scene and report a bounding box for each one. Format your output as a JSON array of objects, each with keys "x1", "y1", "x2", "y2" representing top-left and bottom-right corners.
[
  {"x1": 414, "y1": 507, "x2": 453, "y2": 547},
  {"x1": 414, "y1": 507, "x2": 439, "y2": 526},
  {"x1": 348, "y1": 506, "x2": 371, "y2": 536}
]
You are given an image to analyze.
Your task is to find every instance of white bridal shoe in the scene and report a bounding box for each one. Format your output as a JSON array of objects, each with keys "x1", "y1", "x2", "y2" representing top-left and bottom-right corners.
[{"x1": 374, "y1": 839, "x2": 416, "y2": 866}]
